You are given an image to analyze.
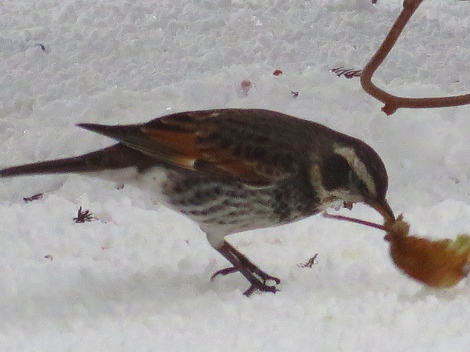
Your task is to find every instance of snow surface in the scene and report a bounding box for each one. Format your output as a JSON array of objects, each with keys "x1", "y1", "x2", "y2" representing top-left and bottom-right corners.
[{"x1": 1, "y1": 0, "x2": 470, "y2": 350}]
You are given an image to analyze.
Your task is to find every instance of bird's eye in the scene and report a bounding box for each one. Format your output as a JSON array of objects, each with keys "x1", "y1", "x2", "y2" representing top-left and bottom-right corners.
[{"x1": 321, "y1": 154, "x2": 351, "y2": 191}]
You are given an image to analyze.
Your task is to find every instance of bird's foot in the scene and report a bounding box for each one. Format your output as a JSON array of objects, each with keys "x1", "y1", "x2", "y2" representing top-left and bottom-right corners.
[
  {"x1": 211, "y1": 265, "x2": 280, "y2": 296},
  {"x1": 242, "y1": 280, "x2": 279, "y2": 296},
  {"x1": 210, "y1": 241, "x2": 281, "y2": 296},
  {"x1": 211, "y1": 266, "x2": 280, "y2": 284}
]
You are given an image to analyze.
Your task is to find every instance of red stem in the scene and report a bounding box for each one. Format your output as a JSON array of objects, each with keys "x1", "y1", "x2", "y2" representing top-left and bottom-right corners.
[
  {"x1": 361, "y1": 0, "x2": 470, "y2": 115},
  {"x1": 323, "y1": 212, "x2": 385, "y2": 231}
]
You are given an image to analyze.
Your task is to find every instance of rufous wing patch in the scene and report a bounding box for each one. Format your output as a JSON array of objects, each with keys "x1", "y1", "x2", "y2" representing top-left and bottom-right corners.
[
  {"x1": 141, "y1": 127, "x2": 199, "y2": 168},
  {"x1": 138, "y1": 112, "x2": 292, "y2": 185}
]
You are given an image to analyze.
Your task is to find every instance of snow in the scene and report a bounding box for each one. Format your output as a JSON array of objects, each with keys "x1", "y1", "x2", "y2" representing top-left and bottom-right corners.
[{"x1": 1, "y1": 0, "x2": 470, "y2": 350}]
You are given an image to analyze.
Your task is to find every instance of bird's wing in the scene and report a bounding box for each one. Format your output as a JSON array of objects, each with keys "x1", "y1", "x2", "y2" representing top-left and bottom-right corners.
[{"x1": 78, "y1": 110, "x2": 297, "y2": 186}]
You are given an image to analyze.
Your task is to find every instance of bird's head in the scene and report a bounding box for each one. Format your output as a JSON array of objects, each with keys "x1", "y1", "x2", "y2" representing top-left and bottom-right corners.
[{"x1": 310, "y1": 141, "x2": 394, "y2": 222}]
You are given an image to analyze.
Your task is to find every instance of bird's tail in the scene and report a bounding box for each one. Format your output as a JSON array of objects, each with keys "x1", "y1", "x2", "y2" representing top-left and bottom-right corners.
[{"x1": 0, "y1": 144, "x2": 156, "y2": 178}]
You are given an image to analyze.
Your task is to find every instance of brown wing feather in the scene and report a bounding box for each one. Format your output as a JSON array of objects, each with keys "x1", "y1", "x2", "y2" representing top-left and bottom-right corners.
[
  {"x1": 140, "y1": 127, "x2": 199, "y2": 169},
  {"x1": 142, "y1": 112, "x2": 290, "y2": 185},
  {"x1": 84, "y1": 110, "x2": 296, "y2": 185}
]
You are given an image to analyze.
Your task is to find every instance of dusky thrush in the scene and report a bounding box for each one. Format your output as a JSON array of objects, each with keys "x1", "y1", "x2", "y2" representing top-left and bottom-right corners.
[{"x1": 1, "y1": 109, "x2": 394, "y2": 295}]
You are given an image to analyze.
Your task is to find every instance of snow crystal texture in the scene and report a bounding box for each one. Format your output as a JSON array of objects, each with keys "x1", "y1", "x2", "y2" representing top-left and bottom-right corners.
[{"x1": 1, "y1": 0, "x2": 470, "y2": 351}]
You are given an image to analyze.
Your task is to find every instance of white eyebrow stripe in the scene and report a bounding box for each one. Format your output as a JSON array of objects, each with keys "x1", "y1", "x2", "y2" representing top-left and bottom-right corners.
[{"x1": 334, "y1": 145, "x2": 376, "y2": 196}]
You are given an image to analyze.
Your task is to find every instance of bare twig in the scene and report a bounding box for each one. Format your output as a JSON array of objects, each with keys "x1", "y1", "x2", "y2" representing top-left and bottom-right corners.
[
  {"x1": 73, "y1": 206, "x2": 95, "y2": 223},
  {"x1": 297, "y1": 254, "x2": 318, "y2": 268},
  {"x1": 331, "y1": 67, "x2": 362, "y2": 79},
  {"x1": 361, "y1": 0, "x2": 470, "y2": 115},
  {"x1": 23, "y1": 193, "x2": 44, "y2": 203}
]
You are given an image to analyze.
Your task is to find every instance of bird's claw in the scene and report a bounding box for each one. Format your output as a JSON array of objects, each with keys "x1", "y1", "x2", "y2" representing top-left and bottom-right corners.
[
  {"x1": 210, "y1": 266, "x2": 239, "y2": 280},
  {"x1": 243, "y1": 279, "x2": 280, "y2": 296},
  {"x1": 211, "y1": 265, "x2": 281, "y2": 296}
]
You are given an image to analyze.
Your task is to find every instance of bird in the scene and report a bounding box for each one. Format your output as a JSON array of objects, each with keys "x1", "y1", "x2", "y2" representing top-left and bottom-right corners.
[{"x1": 0, "y1": 108, "x2": 395, "y2": 296}]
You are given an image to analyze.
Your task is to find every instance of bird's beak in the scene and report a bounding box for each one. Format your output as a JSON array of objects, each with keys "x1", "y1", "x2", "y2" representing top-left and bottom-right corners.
[{"x1": 368, "y1": 199, "x2": 395, "y2": 222}]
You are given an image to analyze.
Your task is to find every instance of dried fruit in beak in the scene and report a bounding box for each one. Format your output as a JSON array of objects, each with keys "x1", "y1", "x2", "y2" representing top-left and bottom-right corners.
[{"x1": 384, "y1": 215, "x2": 470, "y2": 288}]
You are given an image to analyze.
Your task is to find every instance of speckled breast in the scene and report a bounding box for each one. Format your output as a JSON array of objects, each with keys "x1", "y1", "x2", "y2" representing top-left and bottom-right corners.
[{"x1": 160, "y1": 169, "x2": 320, "y2": 235}]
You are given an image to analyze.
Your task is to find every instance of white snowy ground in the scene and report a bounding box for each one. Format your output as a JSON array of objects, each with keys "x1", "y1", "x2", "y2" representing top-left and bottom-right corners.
[{"x1": 1, "y1": 0, "x2": 470, "y2": 350}]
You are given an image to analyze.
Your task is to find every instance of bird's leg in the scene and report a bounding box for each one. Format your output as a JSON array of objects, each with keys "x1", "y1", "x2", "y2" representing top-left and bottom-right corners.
[{"x1": 211, "y1": 241, "x2": 280, "y2": 296}]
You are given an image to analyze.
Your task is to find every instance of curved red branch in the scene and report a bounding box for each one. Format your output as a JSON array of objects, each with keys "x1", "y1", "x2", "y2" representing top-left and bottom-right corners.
[{"x1": 361, "y1": 0, "x2": 470, "y2": 115}]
